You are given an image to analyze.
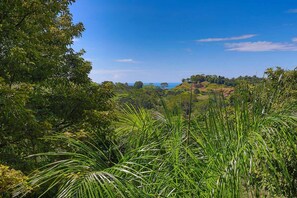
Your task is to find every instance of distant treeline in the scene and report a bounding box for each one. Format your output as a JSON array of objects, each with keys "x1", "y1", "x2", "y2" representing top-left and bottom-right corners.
[
  {"x1": 104, "y1": 74, "x2": 263, "y2": 90},
  {"x1": 183, "y1": 74, "x2": 263, "y2": 86}
]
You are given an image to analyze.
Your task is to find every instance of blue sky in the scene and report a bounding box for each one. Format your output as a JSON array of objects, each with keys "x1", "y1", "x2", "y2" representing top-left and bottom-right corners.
[{"x1": 70, "y1": 0, "x2": 297, "y2": 83}]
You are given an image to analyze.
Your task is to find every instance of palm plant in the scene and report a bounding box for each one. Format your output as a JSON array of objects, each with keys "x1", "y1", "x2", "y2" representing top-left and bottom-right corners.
[
  {"x1": 13, "y1": 133, "x2": 155, "y2": 198},
  {"x1": 186, "y1": 83, "x2": 297, "y2": 197}
]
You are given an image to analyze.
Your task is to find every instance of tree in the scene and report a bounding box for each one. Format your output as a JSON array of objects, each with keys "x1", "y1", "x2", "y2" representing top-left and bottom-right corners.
[
  {"x1": 134, "y1": 81, "x2": 143, "y2": 89},
  {"x1": 190, "y1": 74, "x2": 206, "y2": 83},
  {"x1": 193, "y1": 88, "x2": 200, "y2": 94},
  {"x1": 0, "y1": 0, "x2": 86, "y2": 85},
  {"x1": 0, "y1": 0, "x2": 114, "y2": 173}
]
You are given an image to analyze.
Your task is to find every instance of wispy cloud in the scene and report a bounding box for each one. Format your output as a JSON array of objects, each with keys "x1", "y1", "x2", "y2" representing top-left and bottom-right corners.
[
  {"x1": 114, "y1": 59, "x2": 138, "y2": 63},
  {"x1": 225, "y1": 41, "x2": 297, "y2": 52},
  {"x1": 287, "y1": 9, "x2": 297, "y2": 13},
  {"x1": 196, "y1": 34, "x2": 256, "y2": 42},
  {"x1": 292, "y1": 37, "x2": 297, "y2": 42}
]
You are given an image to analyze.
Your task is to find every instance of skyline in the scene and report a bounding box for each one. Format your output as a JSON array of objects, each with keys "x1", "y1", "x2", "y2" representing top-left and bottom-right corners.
[{"x1": 70, "y1": 0, "x2": 297, "y2": 83}]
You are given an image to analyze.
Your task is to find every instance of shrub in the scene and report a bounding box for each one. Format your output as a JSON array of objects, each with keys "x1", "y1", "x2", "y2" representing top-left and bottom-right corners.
[{"x1": 0, "y1": 164, "x2": 29, "y2": 198}]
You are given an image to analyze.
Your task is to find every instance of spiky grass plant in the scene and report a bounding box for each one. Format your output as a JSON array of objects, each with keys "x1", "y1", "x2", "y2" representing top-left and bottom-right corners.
[
  {"x1": 186, "y1": 83, "x2": 297, "y2": 197},
  {"x1": 13, "y1": 133, "x2": 155, "y2": 198}
]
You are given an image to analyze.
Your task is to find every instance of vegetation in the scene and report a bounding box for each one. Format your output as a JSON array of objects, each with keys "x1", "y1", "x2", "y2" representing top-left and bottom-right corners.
[
  {"x1": 0, "y1": 1, "x2": 296, "y2": 197},
  {"x1": 11, "y1": 68, "x2": 297, "y2": 197},
  {"x1": 183, "y1": 74, "x2": 263, "y2": 86},
  {"x1": 0, "y1": 0, "x2": 113, "y2": 194},
  {"x1": 0, "y1": 164, "x2": 30, "y2": 197},
  {"x1": 133, "y1": 81, "x2": 144, "y2": 89}
]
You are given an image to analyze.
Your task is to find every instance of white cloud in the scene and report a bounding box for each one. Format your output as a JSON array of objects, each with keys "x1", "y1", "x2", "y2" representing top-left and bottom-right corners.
[
  {"x1": 225, "y1": 41, "x2": 297, "y2": 52},
  {"x1": 114, "y1": 59, "x2": 138, "y2": 63},
  {"x1": 292, "y1": 38, "x2": 297, "y2": 42},
  {"x1": 287, "y1": 9, "x2": 297, "y2": 13},
  {"x1": 196, "y1": 34, "x2": 256, "y2": 42}
]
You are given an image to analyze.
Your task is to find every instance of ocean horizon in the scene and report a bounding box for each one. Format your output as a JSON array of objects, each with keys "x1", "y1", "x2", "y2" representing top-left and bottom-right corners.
[{"x1": 127, "y1": 82, "x2": 181, "y2": 89}]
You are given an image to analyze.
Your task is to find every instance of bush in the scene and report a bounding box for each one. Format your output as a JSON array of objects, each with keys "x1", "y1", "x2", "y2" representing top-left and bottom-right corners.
[{"x1": 0, "y1": 164, "x2": 29, "y2": 198}]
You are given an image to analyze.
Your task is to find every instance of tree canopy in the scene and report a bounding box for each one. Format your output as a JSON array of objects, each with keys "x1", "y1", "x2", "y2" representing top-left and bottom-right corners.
[
  {"x1": 0, "y1": 0, "x2": 113, "y2": 174},
  {"x1": 134, "y1": 81, "x2": 143, "y2": 89}
]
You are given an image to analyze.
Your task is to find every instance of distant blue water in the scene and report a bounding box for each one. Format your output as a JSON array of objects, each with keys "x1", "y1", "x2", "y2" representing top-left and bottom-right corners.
[{"x1": 128, "y1": 82, "x2": 180, "y2": 89}]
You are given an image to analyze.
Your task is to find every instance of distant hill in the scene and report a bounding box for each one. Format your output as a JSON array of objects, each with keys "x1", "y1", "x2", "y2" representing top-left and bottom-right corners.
[
  {"x1": 182, "y1": 74, "x2": 263, "y2": 87},
  {"x1": 173, "y1": 81, "x2": 234, "y2": 97}
]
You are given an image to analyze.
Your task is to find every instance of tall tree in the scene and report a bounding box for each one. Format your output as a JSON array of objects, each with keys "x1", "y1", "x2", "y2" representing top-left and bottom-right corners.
[
  {"x1": 0, "y1": 0, "x2": 113, "y2": 173},
  {"x1": 0, "y1": 0, "x2": 85, "y2": 84},
  {"x1": 134, "y1": 81, "x2": 143, "y2": 89}
]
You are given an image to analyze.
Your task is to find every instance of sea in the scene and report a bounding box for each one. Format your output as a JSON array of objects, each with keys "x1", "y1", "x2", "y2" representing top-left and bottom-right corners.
[{"x1": 128, "y1": 82, "x2": 180, "y2": 89}]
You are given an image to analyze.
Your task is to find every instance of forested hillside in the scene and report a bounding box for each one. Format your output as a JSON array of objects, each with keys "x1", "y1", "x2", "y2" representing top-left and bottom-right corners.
[{"x1": 0, "y1": 1, "x2": 297, "y2": 198}]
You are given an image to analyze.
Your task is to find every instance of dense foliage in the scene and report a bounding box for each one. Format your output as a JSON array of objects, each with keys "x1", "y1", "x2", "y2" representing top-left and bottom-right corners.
[
  {"x1": 13, "y1": 68, "x2": 297, "y2": 197},
  {"x1": 0, "y1": 2, "x2": 113, "y2": 197},
  {"x1": 183, "y1": 74, "x2": 263, "y2": 86},
  {"x1": 0, "y1": 164, "x2": 29, "y2": 197}
]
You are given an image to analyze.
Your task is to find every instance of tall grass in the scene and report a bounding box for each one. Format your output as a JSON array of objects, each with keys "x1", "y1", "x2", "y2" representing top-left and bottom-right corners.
[{"x1": 15, "y1": 80, "x2": 297, "y2": 197}]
